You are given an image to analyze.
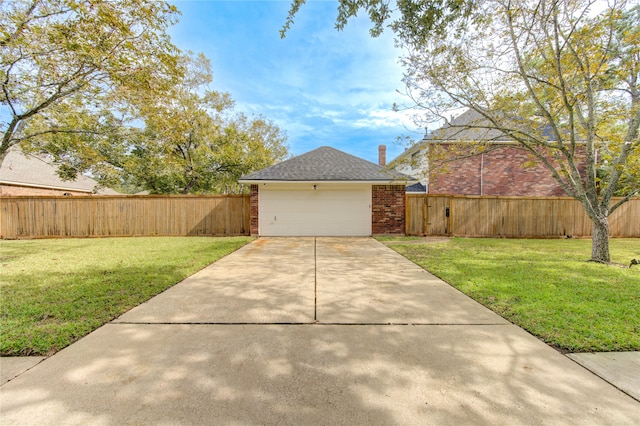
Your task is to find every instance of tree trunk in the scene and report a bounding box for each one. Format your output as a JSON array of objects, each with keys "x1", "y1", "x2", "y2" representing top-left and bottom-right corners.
[
  {"x1": 182, "y1": 176, "x2": 198, "y2": 194},
  {"x1": 591, "y1": 218, "x2": 611, "y2": 264}
]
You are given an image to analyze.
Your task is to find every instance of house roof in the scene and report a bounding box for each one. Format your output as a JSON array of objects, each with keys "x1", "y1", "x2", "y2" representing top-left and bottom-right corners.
[
  {"x1": 427, "y1": 109, "x2": 512, "y2": 142},
  {"x1": 239, "y1": 146, "x2": 411, "y2": 183},
  {"x1": 0, "y1": 148, "x2": 119, "y2": 194},
  {"x1": 391, "y1": 109, "x2": 520, "y2": 165},
  {"x1": 406, "y1": 182, "x2": 427, "y2": 193}
]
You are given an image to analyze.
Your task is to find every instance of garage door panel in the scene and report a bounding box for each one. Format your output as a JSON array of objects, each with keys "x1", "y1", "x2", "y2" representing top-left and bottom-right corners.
[{"x1": 260, "y1": 187, "x2": 371, "y2": 236}]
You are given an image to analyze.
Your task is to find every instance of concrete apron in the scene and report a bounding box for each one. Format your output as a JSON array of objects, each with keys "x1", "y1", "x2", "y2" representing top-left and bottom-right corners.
[{"x1": 1, "y1": 238, "x2": 638, "y2": 425}]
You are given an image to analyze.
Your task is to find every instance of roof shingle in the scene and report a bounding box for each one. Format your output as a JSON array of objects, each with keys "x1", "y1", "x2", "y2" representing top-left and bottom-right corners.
[
  {"x1": 240, "y1": 146, "x2": 410, "y2": 182},
  {"x1": 0, "y1": 148, "x2": 119, "y2": 194}
]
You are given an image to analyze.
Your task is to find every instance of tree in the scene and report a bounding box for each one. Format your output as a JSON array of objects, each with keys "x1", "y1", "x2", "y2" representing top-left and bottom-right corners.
[
  {"x1": 123, "y1": 53, "x2": 288, "y2": 194},
  {"x1": 1, "y1": 0, "x2": 181, "y2": 171},
  {"x1": 281, "y1": 0, "x2": 476, "y2": 39},
  {"x1": 287, "y1": 0, "x2": 639, "y2": 263},
  {"x1": 211, "y1": 113, "x2": 290, "y2": 194},
  {"x1": 400, "y1": 0, "x2": 639, "y2": 263}
]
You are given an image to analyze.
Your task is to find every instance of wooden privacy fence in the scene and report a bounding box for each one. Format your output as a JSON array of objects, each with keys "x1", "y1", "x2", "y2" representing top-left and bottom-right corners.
[
  {"x1": 406, "y1": 194, "x2": 640, "y2": 238},
  {"x1": 3, "y1": 193, "x2": 638, "y2": 239},
  {"x1": 0, "y1": 195, "x2": 250, "y2": 239}
]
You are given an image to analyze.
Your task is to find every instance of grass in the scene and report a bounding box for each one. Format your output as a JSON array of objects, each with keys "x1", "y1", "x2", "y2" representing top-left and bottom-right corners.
[
  {"x1": 0, "y1": 236, "x2": 252, "y2": 356},
  {"x1": 374, "y1": 235, "x2": 424, "y2": 242},
  {"x1": 384, "y1": 237, "x2": 640, "y2": 353}
]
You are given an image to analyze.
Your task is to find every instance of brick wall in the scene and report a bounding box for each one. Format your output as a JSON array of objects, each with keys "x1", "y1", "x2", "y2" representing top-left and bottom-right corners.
[
  {"x1": 372, "y1": 185, "x2": 406, "y2": 235},
  {"x1": 249, "y1": 184, "x2": 259, "y2": 236},
  {"x1": 428, "y1": 144, "x2": 578, "y2": 196},
  {"x1": 0, "y1": 184, "x2": 88, "y2": 196}
]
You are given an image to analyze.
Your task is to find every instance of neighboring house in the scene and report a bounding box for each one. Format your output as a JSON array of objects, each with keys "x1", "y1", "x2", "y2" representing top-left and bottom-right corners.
[
  {"x1": 392, "y1": 109, "x2": 577, "y2": 196},
  {"x1": 0, "y1": 148, "x2": 119, "y2": 196},
  {"x1": 239, "y1": 146, "x2": 412, "y2": 236},
  {"x1": 392, "y1": 143, "x2": 430, "y2": 192},
  {"x1": 406, "y1": 182, "x2": 427, "y2": 194}
]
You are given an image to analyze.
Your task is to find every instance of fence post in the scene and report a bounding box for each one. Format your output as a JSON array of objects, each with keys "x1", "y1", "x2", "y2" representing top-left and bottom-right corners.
[
  {"x1": 422, "y1": 195, "x2": 427, "y2": 236},
  {"x1": 448, "y1": 197, "x2": 453, "y2": 236}
]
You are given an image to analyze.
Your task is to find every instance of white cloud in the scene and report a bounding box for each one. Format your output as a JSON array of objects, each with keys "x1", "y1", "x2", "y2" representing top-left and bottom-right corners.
[
  {"x1": 170, "y1": 0, "x2": 425, "y2": 161},
  {"x1": 351, "y1": 108, "x2": 413, "y2": 129}
]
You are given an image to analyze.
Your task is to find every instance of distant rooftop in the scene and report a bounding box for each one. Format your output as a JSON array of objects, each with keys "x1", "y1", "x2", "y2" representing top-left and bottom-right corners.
[
  {"x1": 425, "y1": 109, "x2": 512, "y2": 142},
  {"x1": 0, "y1": 148, "x2": 119, "y2": 194}
]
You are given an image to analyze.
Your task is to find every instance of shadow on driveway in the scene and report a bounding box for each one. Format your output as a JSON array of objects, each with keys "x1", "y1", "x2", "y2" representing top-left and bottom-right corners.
[{"x1": 1, "y1": 238, "x2": 638, "y2": 424}]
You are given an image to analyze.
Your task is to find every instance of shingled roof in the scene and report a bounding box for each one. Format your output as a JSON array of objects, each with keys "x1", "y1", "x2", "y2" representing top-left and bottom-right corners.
[
  {"x1": 0, "y1": 148, "x2": 119, "y2": 194},
  {"x1": 240, "y1": 146, "x2": 410, "y2": 182},
  {"x1": 427, "y1": 109, "x2": 512, "y2": 142}
]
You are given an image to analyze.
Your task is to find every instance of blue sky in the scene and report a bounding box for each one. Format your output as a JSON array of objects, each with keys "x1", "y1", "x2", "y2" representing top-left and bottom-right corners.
[{"x1": 170, "y1": 0, "x2": 423, "y2": 163}]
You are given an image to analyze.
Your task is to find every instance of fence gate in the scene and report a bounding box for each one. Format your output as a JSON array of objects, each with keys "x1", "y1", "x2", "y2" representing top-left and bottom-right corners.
[
  {"x1": 425, "y1": 195, "x2": 451, "y2": 236},
  {"x1": 406, "y1": 195, "x2": 451, "y2": 236}
]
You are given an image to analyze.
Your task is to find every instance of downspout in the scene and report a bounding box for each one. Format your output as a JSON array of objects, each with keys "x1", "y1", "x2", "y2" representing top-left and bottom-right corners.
[{"x1": 480, "y1": 153, "x2": 484, "y2": 196}]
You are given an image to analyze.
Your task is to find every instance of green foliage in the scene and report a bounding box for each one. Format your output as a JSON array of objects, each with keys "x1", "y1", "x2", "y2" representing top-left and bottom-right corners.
[
  {"x1": 122, "y1": 53, "x2": 289, "y2": 194},
  {"x1": 1, "y1": 0, "x2": 181, "y2": 170},
  {"x1": 1, "y1": 2, "x2": 288, "y2": 194},
  {"x1": 399, "y1": 0, "x2": 639, "y2": 262},
  {"x1": 281, "y1": 0, "x2": 476, "y2": 39},
  {"x1": 390, "y1": 238, "x2": 640, "y2": 352},
  {"x1": 0, "y1": 237, "x2": 252, "y2": 356}
]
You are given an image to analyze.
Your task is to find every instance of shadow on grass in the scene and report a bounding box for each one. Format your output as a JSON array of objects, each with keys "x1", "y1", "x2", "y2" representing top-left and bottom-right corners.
[
  {"x1": 1, "y1": 237, "x2": 253, "y2": 356},
  {"x1": 391, "y1": 240, "x2": 640, "y2": 352},
  {"x1": 1, "y1": 264, "x2": 198, "y2": 356},
  {"x1": 1, "y1": 238, "x2": 639, "y2": 424}
]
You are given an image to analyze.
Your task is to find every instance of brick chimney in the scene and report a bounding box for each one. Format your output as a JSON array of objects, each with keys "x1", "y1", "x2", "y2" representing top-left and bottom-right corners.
[{"x1": 378, "y1": 144, "x2": 386, "y2": 166}]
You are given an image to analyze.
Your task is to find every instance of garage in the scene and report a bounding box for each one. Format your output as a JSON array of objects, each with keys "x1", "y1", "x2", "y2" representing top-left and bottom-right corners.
[
  {"x1": 239, "y1": 146, "x2": 411, "y2": 237},
  {"x1": 259, "y1": 184, "x2": 371, "y2": 236}
]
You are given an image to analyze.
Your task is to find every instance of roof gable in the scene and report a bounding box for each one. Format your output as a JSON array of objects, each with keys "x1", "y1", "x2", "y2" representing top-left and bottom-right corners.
[{"x1": 240, "y1": 146, "x2": 410, "y2": 182}]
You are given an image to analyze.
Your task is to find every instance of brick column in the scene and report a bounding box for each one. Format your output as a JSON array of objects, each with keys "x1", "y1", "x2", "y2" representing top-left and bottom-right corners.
[
  {"x1": 250, "y1": 184, "x2": 259, "y2": 236},
  {"x1": 372, "y1": 185, "x2": 406, "y2": 235}
]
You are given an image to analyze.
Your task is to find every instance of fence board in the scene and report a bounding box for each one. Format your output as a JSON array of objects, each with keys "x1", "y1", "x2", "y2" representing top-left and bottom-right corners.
[
  {"x1": 405, "y1": 195, "x2": 640, "y2": 238},
  {"x1": 405, "y1": 195, "x2": 426, "y2": 236},
  {"x1": 1, "y1": 195, "x2": 250, "y2": 239},
  {"x1": 427, "y1": 195, "x2": 451, "y2": 236},
  {"x1": 2, "y1": 193, "x2": 637, "y2": 239}
]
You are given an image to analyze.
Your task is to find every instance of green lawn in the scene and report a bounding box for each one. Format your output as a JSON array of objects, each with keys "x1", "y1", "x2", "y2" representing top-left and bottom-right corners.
[
  {"x1": 0, "y1": 237, "x2": 252, "y2": 356},
  {"x1": 385, "y1": 238, "x2": 640, "y2": 353}
]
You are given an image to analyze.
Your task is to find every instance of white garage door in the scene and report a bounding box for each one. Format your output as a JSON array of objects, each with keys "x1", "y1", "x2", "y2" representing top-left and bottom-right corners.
[{"x1": 259, "y1": 184, "x2": 371, "y2": 236}]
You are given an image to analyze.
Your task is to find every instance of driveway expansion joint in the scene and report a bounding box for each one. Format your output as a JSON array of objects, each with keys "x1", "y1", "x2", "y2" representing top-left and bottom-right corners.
[
  {"x1": 3, "y1": 237, "x2": 638, "y2": 425},
  {"x1": 110, "y1": 321, "x2": 511, "y2": 326}
]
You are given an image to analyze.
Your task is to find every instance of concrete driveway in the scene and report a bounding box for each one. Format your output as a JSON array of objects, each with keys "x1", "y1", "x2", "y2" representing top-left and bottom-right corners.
[{"x1": 1, "y1": 237, "x2": 638, "y2": 425}]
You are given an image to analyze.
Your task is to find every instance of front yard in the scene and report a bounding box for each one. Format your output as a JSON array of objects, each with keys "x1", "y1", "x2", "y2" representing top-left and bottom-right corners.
[
  {"x1": 2, "y1": 236, "x2": 638, "y2": 356},
  {"x1": 0, "y1": 237, "x2": 252, "y2": 356},
  {"x1": 385, "y1": 237, "x2": 640, "y2": 353}
]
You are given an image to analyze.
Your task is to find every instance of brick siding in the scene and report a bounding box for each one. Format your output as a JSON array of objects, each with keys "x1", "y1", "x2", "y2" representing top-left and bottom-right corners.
[
  {"x1": 0, "y1": 184, "x2": 89, "y2": 196},
  {"x1": 428, "y1": 144, "x2": 579, "y2": 196},
  {"x1": 372, "y1": 185, "x2": 406, "y2": 235},
  {"x1": 249, "y1": 184, "x2": 259, "y2": 236}
]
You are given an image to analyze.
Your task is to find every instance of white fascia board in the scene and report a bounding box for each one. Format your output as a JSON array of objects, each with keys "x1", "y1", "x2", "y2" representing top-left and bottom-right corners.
[
  {"x1": 238, "y1": 180, "x2": 398, "y2": 185},
  {"x1": 239, "y1": 179, "x2": 416, "y2": 185}
]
